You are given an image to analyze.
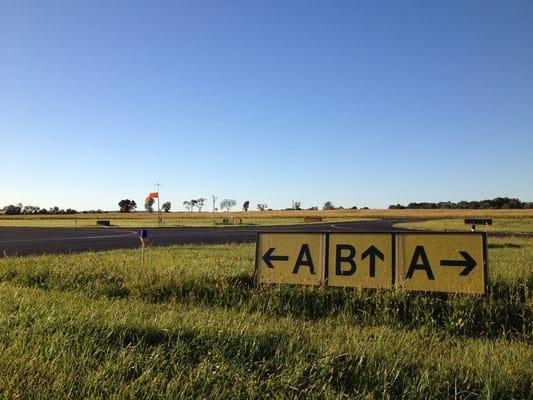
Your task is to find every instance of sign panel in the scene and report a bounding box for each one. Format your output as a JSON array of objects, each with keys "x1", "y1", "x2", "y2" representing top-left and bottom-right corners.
[
  {"x1": 328, "y1": 233, "x2": 393, "y2": 289},
  {"x1": 256, "y1": 233, "x2": 325, "y2": 286},
  {"x1": 395, "y1": 233, "x2": 487, "y2": 294},
  {"x1": 255, "y1": 232, "x2": 487, "y2": 294}
]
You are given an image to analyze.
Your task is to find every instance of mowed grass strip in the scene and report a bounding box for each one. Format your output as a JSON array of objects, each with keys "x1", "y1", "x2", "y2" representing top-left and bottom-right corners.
[
  {"x1": 0, "y1": 216, "x2": 376, "y2": 228},
  {"x1": 0, "y1": 284, "x2": 531, "y2": 399},
  {"x1": 396, "y1": 217, "x2": 533, "y2": 233},
  {"x1": 0, "y1": 239, "x2": 531, "y2": 341}
]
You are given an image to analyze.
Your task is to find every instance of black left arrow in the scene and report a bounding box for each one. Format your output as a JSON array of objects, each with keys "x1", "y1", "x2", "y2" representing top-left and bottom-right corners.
[
  {"x1": 440, "y1": 251, "x2": 477, "y2": 276},
  {"x1": 361, "y1": 245, "x2": 384, "y2": 277},
  {"x1": 263, "y1": 248, "x2": 289, "y2": 268}
]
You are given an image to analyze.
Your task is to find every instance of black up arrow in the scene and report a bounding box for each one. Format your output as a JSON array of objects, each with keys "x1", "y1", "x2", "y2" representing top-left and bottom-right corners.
[
  {"x1": 361, "y1": 245, "x2": 384, "y2": 277},
  {"x1": 263, "y1": 248, "x2": 289, "y2": 268},
  {"x1": 440, "y1": 251, "x2": 477, "y2": 276}
]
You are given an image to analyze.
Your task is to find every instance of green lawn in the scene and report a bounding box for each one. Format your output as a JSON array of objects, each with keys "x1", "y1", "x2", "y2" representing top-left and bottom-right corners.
[
  {"x1": 396, "y1": 217, "x2": 533, "y2": 233},
  {"x1": 0, "y1": 238, "x2": 531, "y2": 398}
]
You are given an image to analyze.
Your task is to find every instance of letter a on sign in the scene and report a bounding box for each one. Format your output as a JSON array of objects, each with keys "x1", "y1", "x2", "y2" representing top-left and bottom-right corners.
[
  {"x1": 255, "y1": 233, "x2": 325, "y2": 286},
  {"x1": 293, "y1": 244, "x2": 316, "y2": 274},
  {"x1": 405, "y1": 246, "x2": 435, "y2": 280},
  {"x1": 396, "y1": 233, "x2": 487, "y2": 294}
]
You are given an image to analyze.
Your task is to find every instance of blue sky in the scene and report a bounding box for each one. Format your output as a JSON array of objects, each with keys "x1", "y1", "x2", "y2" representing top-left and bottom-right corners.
[{"x1": 1, "y1": 0, "x2": 532, "y2": 211}]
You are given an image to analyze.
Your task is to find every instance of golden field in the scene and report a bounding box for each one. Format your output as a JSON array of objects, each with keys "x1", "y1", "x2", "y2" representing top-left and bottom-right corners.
[{"x1": 0, "y1": 208, "x2": 532, "y2": 228}]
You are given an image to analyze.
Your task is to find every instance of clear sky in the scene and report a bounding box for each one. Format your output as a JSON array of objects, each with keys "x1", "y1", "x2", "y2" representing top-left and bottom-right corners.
[{"x1": 1, "y1": 0, "x2": 532, "y2": 211}]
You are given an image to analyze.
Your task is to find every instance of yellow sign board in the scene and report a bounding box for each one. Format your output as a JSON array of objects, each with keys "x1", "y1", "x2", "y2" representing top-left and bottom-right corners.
[
  {"x1": 395, "y1": 233, "x2": 487, "y2": 294},
  {"x1": 327, "y1": 233, "x2": 393, "y2": 289},
  {"x1": 255, "y1": 232, "x2": 487, "y2": 294},
  {"x1": 255, "y1": 233, "x2": 325, "y2": 286}
]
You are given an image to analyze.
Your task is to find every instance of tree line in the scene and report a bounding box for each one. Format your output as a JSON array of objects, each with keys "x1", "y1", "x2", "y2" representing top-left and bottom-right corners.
[
  {"x1": 2, "y1": 200, "x2": 362, "y2": 214},
  {"x1": 0, "y1": 204, "x2": 77, "y2": 215},
  {"x1": 388, "y1": 197, "x2": 533, "y2": 210},
  {"x1": 120, "y1": 198, "x2": 265, "y2": 213},
  {"x1": 6, "y1": 197, "x2": 529, "y2": 215}
]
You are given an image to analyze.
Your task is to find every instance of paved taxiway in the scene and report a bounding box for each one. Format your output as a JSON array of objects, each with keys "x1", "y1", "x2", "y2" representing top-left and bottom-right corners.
[{"x1": 0, "y1": 219, "x2": 411, "y2": 256}]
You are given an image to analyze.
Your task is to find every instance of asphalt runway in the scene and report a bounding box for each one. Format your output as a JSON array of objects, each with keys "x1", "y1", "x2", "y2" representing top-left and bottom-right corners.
[{"x1": 0, "y1": 219, "x2": 410, "y2": 257}]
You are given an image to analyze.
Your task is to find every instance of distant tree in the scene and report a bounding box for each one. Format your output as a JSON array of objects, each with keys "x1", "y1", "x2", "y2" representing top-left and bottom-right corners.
[
  {"x1": 3, "y1": 204, "x2": 22, "y2": 215},
  {"x1": 323, "y1": 201, "x2": 335, "y2": 210},
  {"x1": 183, "y1": 201, "x2": 192, "y2": 211},
  {"x1": 190, "y1": 199, "x2": 198, "y2": 211},
  {"x1": 294, "y1": 201, "x2": 302, "y2": 210},
  {"x1": 118, "y1": 199, "x2": 137, "y2": 213},
  {"x1": 406, "y1": 202, "x2": 437, "y2": 209},
  {"x1": 196, "y1": 198, "x2": 206, "y2": 212},
  {"x1": 257, "y1": 203, "x2": 268, "y2": 211},
  {"x1": 220, "y1": 199, "x2": 237, "y2": 212},
  {"x1": 469, "y1": 201, "x2": 481, "y2": 209},
  {"x1": 479, "y1": 201, "x2": 491, "y2": 209},
  {"x1": 504, "y1": 198, "x2": 523, "y2": 209},
  {"x1": 242, "y1": 200, "x2": 250, "y2": 212},
  {"x1": 145, "y1": 197, "x2": 155, "y2": 212},
  {"x1": 456, "y1": 201, "x2": 469, "y2": 209},
  {"x1": 350, "y1": 206, "x2": 358, "y2": 210},
  {"x1": 388, "y1": 204, "x2": 405, "y2": 210},
  {"x1": 23, "y1": 205, "x2": 40, "y2": 214},
  {"x1": 307, "y1": 206, "x2": 318, "y2": 210},
  {"x1": 162, "y1": 201, "x2": 171, "y2": 212}
]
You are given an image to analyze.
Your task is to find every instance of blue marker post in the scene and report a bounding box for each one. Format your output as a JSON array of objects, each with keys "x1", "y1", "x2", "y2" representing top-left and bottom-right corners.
[{"x1": 140, "y1": 229, "x2": 148, "y2": 262}]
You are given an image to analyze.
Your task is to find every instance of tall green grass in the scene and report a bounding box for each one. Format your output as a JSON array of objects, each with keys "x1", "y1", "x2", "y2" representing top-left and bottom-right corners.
[
  {"x1": 0, "y1": 237, "x2": 531, "y2": 398},
  {"x1": 0, "y1": 240, "x2": 530, "y2": 340},
  {"x1": 0, "y1": 286, "x2": 531, "y2": 399}
]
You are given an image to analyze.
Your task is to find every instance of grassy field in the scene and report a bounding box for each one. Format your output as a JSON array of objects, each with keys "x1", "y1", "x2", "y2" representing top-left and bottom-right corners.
[
  {"x1": 0, "y1": 237, "x2": 531, "y2": 398},
  {"x1": 1, "y1": 209, "x2": 533, "y2": 228},
  {"x1": 396, "y1": 218, "x2": 533, "y2": 233}
]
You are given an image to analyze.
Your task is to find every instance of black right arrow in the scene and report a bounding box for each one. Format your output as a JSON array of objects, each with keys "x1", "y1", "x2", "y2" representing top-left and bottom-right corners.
[
  {"x1": 263, "y1": 247, "x2": 289, "y2": 268},
  {"x1": 361, "y1": 245, "x2": 384, "y2": 277},
  {"x1": 440, "y1": 251, "x2": 477, "y2": 276}
]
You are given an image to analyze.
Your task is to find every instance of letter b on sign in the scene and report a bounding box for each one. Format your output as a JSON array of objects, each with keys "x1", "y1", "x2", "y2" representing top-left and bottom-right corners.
[{"x1": 328, "y1": 233, "x2": 393, "y2": 289}]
